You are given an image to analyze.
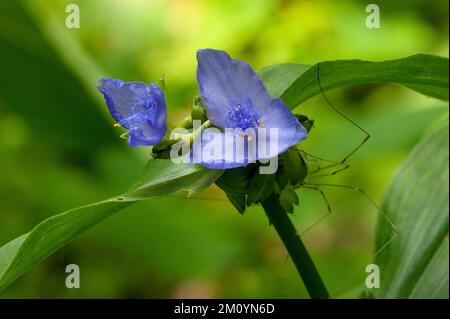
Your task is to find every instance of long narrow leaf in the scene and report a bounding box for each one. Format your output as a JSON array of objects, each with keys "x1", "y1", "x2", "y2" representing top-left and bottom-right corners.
[
  {"x1": 374, "y1": 120, "x2": 449, "y2": 298},
  {"x1": 278, "y1": 54, "x2": 449, "y2": 109},
  {"x1": 0, "y1": 160, "x2": 222, "y2": 290}
]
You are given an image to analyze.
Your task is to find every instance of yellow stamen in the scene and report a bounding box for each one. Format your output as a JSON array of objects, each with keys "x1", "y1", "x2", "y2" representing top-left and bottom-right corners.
[
  {"x1": 113, "y1": 123, "x2": 121, "y2": 128},
  {"x1": 259, "y1": 121, "x2": 265, "y2": 127}
]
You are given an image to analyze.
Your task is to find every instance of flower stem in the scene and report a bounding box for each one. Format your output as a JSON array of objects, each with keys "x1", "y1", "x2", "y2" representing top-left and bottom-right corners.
[
  {"x1": 176, "y1": 116, "x2": 193, "y2": 129},
  {"x1": 262, "y1": 192, "x2": 330, "y2": 299},
  {"x1": 190, "y1": 120, "x2": 213, "y2": 141}
]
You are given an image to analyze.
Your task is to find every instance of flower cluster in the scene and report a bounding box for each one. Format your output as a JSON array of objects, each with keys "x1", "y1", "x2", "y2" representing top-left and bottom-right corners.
[
  {"x1": 97, "y1": 79, "x2": 167, "y2": 147},
  {"x1": 97, "y1": 49, "x2": 308, "y2": 169}
]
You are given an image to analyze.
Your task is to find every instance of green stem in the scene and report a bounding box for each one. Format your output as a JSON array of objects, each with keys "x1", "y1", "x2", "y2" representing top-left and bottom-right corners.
[
  {"x1": 190, "y1": 120, "x2": 213, "y2": 141},
  {"x1": 176, "y1": 116, "x2": 193, "y2": 129},
  {"x1": 262, "y1": 192, "x2": 330, "y2": 299}
]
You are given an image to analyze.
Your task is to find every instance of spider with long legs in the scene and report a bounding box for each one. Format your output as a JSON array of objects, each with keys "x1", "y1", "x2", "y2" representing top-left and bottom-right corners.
[{"x1": 177, "y1": 62, "x2": 399, "y2": 297}]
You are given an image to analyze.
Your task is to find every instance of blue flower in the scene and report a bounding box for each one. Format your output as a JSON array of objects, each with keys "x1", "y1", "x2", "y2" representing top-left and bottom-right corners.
[
  {"x1": 195, "y1": 49, "x2": 308, "y2": 169},
  {"x1": 97, "y1": 79, "x2": 167, "y2": 147}
]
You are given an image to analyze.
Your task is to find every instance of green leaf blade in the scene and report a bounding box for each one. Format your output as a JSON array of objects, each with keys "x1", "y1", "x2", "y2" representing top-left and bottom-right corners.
[
  {"x1": 0, "y1": 200, "x2": 132, "y2": 290},
  {"x1": 257, "y1": 63, "x2": 310, "y2": 98},
  {"x1": 126, "y1": 160, "x2": 222, "y2": 199},
  {"x1": 409, "y1": 238, "x2": 449, "y2": 299},
  {"x1": 0, "y1": 160, "x2": 221, "y2": 290},
  {"x1": 279, "y1": 54, "x2": 449, "y2": 109},
  {"x1": 374, "y1": 121, "x2": 449, "y2": 299}
]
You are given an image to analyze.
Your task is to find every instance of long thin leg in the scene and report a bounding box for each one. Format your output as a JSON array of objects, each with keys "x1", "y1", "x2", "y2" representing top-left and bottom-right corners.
[
  {"x1": 283, "y1": 186, "x2": 333, "y2": 266},
  {"x1": 317, "y1": 62, "x2": 371, "y2": 165},
  {"x1": 301, "y1": 149, "x2": 339, "y2": 171},
  {"x1": 309, "y1": 163, "x2": 351, "y2": 178},
  {"x1": 292, "y1": 64, "x2": 371, "y2": 179},
  {"x1": 302, "y1": 181, "x2": 399, "y2": 297},
  {"x1": 299, "y1": 186, "x2": 333, "y2": 236},
  {"x1": 301, "y1": 150, "x2": 324, "y2": 173},
  {"x1": 300, "y1": 148, "x2": 351, "y2": 177},
  {"x1": 305, "y1": 182, "x2": 399, "y2": 296},
  {"x1": 301, "y1": 149, "x2": 341, "y2": 166},
  {"x1": 332, "y1": 229, "x2": 398, "y2": 298},
  {"x1": 300, "y1": 148, "x2": 351, "y2": 178},
  {"x1": 303, "y1": 182, "x2": 398, "y2": 232}
]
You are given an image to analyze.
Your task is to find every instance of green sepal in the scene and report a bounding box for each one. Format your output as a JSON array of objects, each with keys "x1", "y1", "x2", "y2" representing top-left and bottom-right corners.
[
  {"x1": 279, "y1": 186, "x2": 299, "y2": 214},
  {"x1": 156, "y1": 75, "x2": 166, "y2": 91},
  {"x1": 247, "y1": 172, "x2": 276, "y2": 206},
  {"x1": 215, "y1": 165, "x2": 255, "y2": 194},
  {"x1": 275, "y1": 158, "x2": 290, "y2": 190},
  {"x1": 191, "y1": 96, "x2": 208, "y2": 123},
  {"x1": 225, "y1": 192, "x2": 246, "y2": 214},
  {"x1": 279, "y1": 148, "x2": 308, "y2": 185},
  {"x1": 295, "y1": 114, "x2": 314, "y2": 132},
  {"x1": 215, "y1": 165, "x2": 257, "y2": 214},
  {"x1": 151, "y1": 126, "x2": 178, "y2": 159}
]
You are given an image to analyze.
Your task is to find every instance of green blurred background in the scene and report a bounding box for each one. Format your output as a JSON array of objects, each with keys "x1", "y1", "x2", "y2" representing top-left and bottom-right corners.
[{"x1": 0, "y1": 0, "x2": 448, "y2": 298}]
